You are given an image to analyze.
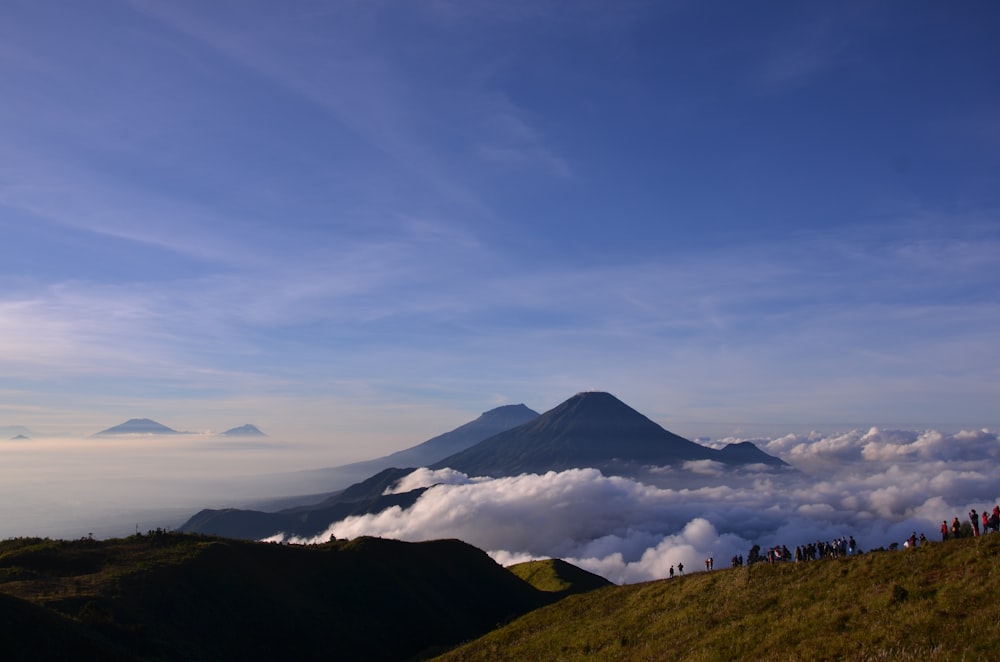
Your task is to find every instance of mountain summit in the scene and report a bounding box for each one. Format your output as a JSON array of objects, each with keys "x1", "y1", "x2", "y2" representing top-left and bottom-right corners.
[
  {"x1": 92, "y1": 418, "x2": 182, "y2": 436},
  {"x1": 431, "y1": 391, "x2": 785, "y2": 476},
  {"x1": 219, "y1": 424, "x2": 267, "y2": 437}
]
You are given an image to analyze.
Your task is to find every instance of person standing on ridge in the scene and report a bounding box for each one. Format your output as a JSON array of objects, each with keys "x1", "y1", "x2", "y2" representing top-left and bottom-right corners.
[
  {"x1": 941, "y1": 521, "x2": 949, "y2": 541},
  {"x1": 970, "y1": 509, "x2": 980, "y2": 537}
]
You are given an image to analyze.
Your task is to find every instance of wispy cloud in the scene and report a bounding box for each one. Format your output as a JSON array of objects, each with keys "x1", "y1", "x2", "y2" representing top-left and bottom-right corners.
[
  {"x1": 2, "y1": 206, "x2": 997, "y2": 442},
  {"x1": 474, "y1": 95, "x2": 572, "y2": 178},
  {"x1": 125, "y1": 0, "x2": 494, "y2": 220}
]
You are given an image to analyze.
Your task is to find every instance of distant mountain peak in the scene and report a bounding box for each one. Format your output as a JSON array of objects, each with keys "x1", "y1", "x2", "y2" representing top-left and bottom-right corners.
[
  {"x1": 430, "y1": 391, "x2": 787, "y2": 476},
  {"x1": 219, "y1": 424, "x2": 267, "y2": 437},
  {"x1": 93, "y1": 418, "x2": 182, "y2": 436}
]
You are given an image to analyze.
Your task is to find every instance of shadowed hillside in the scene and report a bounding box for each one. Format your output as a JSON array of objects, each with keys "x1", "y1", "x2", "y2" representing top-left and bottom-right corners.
[
  {"x1": 0, "y1": 592, "x2": 129, "y2": 659},
  {"x1": 436, "y1": 534, "x2": 1000, "y2": 661},
  {"x1": 0, "y1": 532, "x2": 556, "y2": 660}
]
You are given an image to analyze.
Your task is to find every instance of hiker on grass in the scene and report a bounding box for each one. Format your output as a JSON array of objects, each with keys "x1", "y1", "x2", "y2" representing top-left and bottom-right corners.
[
  {"x1": 669, "y1": 565, "x2": 674, "y2": 579},
  {"x1": 951, "y1": 517, "x2": 961, "y2": 538},
  {"x1": 677, "y1": 562, "x2": 684, "y2": 575},
  {"x1": 970, "y1": 509, "x2": 980, "y2": 537},
  {"x1": 983, "y1": 511, "x2": 990, "y2": 535},
  {"x1": 941, "y1": 521, "x2": 949, "y2": 541}
]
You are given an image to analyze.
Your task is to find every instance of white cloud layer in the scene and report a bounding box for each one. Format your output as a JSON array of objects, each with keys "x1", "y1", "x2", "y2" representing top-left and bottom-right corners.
[{"x1": 276, "y1": 427, "x2": 1000, "y2": 584}]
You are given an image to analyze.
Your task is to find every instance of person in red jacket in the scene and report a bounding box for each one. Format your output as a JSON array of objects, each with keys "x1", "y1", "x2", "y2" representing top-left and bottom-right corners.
[{"x1": 941, "y1": 520, "x2": 949, "y2": 541}]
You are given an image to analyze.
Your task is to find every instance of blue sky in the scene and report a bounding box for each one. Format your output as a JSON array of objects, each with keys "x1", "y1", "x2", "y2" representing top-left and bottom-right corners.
[{"x1": 2, "y1": 1, "x2": 999, "y2": 456}]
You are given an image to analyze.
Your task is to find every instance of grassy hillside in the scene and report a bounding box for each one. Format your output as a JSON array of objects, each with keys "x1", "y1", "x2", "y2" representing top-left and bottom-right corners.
[
  {"x1": 507, "y1": 558, "x2": 612, "y2": 596},
  {"x1": 0, "y1": 532, "x2": 552, "y2": 660},
  {"x1": 438, "y1": 534, "x2": 1000, "y2": 661}
]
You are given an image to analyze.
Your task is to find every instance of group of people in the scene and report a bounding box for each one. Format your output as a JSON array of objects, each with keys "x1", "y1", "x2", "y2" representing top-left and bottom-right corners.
[
  {"x1": 751, "y1": 537, "x2": 858, "y2": 565},
  {"x1": 941, "y1": 505, "x2": 1000, "y2": 541},
  {"x1": 665, "y1": 535, "x2": 860, "y2": 578},
  {"x1": 663, "y1": 507, "x2": 1000, "y2": 580}
]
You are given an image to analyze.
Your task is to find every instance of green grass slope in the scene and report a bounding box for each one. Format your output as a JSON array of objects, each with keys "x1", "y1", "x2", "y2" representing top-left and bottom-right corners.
[
  {"x1": 437, "y1": 534, "x2": 1000, "y2": 661},
  {"x1": 0, "y1": 532, "x2": 550, "y2": 661},
  {"x1": 507, "y1": 558, "x2": 612, "y2": 596}
]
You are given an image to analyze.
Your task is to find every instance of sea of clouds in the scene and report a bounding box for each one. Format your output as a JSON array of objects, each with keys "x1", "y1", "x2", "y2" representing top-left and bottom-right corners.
[{"x1": 272, "y1": 427, "x2": 1000, "y2": 584}]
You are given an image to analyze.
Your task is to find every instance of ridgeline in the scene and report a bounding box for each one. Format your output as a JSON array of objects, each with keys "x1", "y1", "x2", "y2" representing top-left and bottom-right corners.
[{"x1": 0, "y1": 532, "x2": 554, "y2": 660}]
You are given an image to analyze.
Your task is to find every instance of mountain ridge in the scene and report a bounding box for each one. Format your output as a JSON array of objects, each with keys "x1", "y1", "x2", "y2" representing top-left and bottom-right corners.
[
  {"x1": 179, "y1": 405, "x2": 540, "y2": 538},
  {"x1": 180, "y1": 393, "x2": 786, "y2": 541}
]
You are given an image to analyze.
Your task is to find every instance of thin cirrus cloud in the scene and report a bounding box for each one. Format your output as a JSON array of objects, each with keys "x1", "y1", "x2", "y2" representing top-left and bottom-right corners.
[{"x1": 1, "y1": 215, "x2": 998, "y2": 442}]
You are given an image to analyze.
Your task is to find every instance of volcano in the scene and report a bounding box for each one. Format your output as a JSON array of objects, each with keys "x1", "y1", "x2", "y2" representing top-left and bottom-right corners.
[
  {"x1": 92, "y1": 418, "x2": 183, "y2": 436},
  {"x1": 430, "y1": 391, "x2": 786, "y2": 476}
]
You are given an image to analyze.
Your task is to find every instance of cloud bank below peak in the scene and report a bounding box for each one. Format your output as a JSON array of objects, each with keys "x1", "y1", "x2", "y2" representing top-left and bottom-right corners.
[{"x1": 274, "y1": 426, "x2": 1000, "y2": 584}]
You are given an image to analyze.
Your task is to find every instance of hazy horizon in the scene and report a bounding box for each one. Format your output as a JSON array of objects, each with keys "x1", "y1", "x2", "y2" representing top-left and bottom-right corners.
[{"x1": 3, "y1": 418, "x2": 997, "y2": 556}]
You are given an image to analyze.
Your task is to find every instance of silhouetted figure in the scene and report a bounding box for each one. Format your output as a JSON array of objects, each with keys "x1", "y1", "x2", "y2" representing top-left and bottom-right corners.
[
  {"x1": 941, "y1": 521, "x2": 949, "y2": 541},
  {"x1": 669, "y1": 565, "x2": 674, "y2": 579},
  {"x1": 970, "y1": 509, "x2": 980, "y2": 537},
  {"x1": 677, "y1": 562, "x2": 684, "y2": 575},
  {"x1": 952, "y1": 517, "x2": 961, "y2": 538}
]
